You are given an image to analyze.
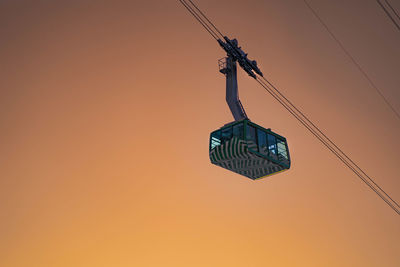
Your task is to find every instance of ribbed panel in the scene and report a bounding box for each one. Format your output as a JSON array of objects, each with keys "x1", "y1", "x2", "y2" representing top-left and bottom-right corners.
[{"x1": 210, "y1": 137, "x2": 288, "y2": 180}]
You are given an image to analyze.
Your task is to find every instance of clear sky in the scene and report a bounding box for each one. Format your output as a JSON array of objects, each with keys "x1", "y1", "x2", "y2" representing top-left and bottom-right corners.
[{"x1": 1, "y1": 0, "x2": 399, "y2": 266}]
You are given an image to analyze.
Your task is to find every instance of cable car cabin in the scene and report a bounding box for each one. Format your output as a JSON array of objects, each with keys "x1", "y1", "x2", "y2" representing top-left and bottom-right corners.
[{"x1": 209, "y1": 119, "x2": 290, "y2": 180}]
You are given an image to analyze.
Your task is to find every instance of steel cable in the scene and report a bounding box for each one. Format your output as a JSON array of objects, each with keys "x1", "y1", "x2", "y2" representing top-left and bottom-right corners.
[
  {"x1": 304, "y1": 0, "x2": 400, "y2": 121},
  {"x1": 179, "y1": 0, "x2": 400, "y2": 215}
]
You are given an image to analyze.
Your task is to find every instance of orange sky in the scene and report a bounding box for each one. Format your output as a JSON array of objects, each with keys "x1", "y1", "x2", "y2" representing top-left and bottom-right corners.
[{"x1": 1, "y1": 0, "x2": 399, "y2": 266}]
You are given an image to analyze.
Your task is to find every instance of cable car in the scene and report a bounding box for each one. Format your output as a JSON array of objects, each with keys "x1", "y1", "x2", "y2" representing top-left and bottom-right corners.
[
  {"x1": 210, "y1": 119, "x2": 290, "y2": 179},
  {"x1": 209, "y1": 51, "x2": 290, "y2": 180}
]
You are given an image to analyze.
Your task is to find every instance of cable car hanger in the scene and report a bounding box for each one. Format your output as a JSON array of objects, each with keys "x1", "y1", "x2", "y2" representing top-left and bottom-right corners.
[{"x1": 178, "y1": 0, "x2": 399, "y2": 215}]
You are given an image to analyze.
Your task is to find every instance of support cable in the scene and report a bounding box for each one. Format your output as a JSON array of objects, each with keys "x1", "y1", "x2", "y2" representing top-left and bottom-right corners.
[
  {"x1": 259, "y1": 74, "x2": 400, "y2": 209},
  {"x1": 178, "y1": 0, "x2": 400, "y2": 215},
  {"x1": 385, "y1": 0, "x2": 400, "y2": 21},
  {"x1": 186, "y1": 0, "x2": 225, "y2": 39},
  {"x1": 304, "y1": 0, "x2": 400, "y2": 121},
  {"x1": 377, "y1": 0, "x2": 400, "y2": 31},
  {"x1": 178, "y1": 0, "x2": 219, "y2": 40},
  {"x1": 257, "y1": 76, "x2": 400, "y2": 214}
]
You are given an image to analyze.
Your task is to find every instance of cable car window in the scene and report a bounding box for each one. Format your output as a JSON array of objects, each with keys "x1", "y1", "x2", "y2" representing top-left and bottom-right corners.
[
  {"x1": 221, "y1": 127, "x2": 232, "y2": 144},
  {"x1": 246, "y1": 124, "x2": 257, "y2": 151},
  {"x1": 257, "y1": 129, "x2": 267, "y2": 155},
  {"x1": 233, "y1": 123, "x2": 244, "y2": 139},
  {"x1": 210, "y1": 131, "x2": 221, "y2": 150},
  {"x1": 246, "y1": 125, "x2": 256, "y2": 141},
  {"x1": 267, "y1": 134, "x2": 277, "y2": 154},
  {"x1": 277, "y1": 139, "x2": 288, "y2": 160}
]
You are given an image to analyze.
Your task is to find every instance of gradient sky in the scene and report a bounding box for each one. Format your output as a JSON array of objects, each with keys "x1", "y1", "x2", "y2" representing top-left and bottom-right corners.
[{"x1": 1, "y1": 0, "x2": 399, "y2": 266}]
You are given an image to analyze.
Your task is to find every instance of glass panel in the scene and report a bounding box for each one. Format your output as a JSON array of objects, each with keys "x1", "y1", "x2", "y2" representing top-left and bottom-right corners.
[
  {"x1": 246, "y1": 125, "x2": 257, "y2": 151},
  {"x1": 246, "y1": 125, "x2": 256, "y2": 141},
  {"x1": 267, "y1": 134, "x2": 277, "y2": 154},
  {"x1": 210, "y1": 131, "x2": 221, "y2": 150},
  {"x1": 257, "y1": 129, "x2": 267, "y2": 155},
  {"x1": 277, "y1": 139, "x2": 288, "y2": 160},
  {"x1": 233, "y1": 123, "x2": 244, "y2": 139},
  {"x1": 221, "y1": 127, "x2": 232, "y2": 144}
]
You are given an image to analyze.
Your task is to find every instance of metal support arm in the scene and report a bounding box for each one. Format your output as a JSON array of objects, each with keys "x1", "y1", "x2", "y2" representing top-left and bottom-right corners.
[{"x1": 219, "y1": 56, "x2": 248, "y2": 121}]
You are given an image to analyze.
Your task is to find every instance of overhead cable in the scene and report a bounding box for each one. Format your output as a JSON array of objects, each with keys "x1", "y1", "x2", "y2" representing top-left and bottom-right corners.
[
  {"x1": 377, "y1": 0, "x2": 400, "y2": 31},
  {"x1": 304, "y1": 0, "x2": 400, "y2": 121},
  {"x1": 256, "y1": 76, "x2": 400, "y2": 215},
  {"x1": 179, "y1": 0, "x2": 400, "y2": 215},
  {"x1": 178, "y1": 0, "x2": 219, "y2": 40},
  {"x1": 186, "y1": 0, "x2": 225, "y2": 38}
]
